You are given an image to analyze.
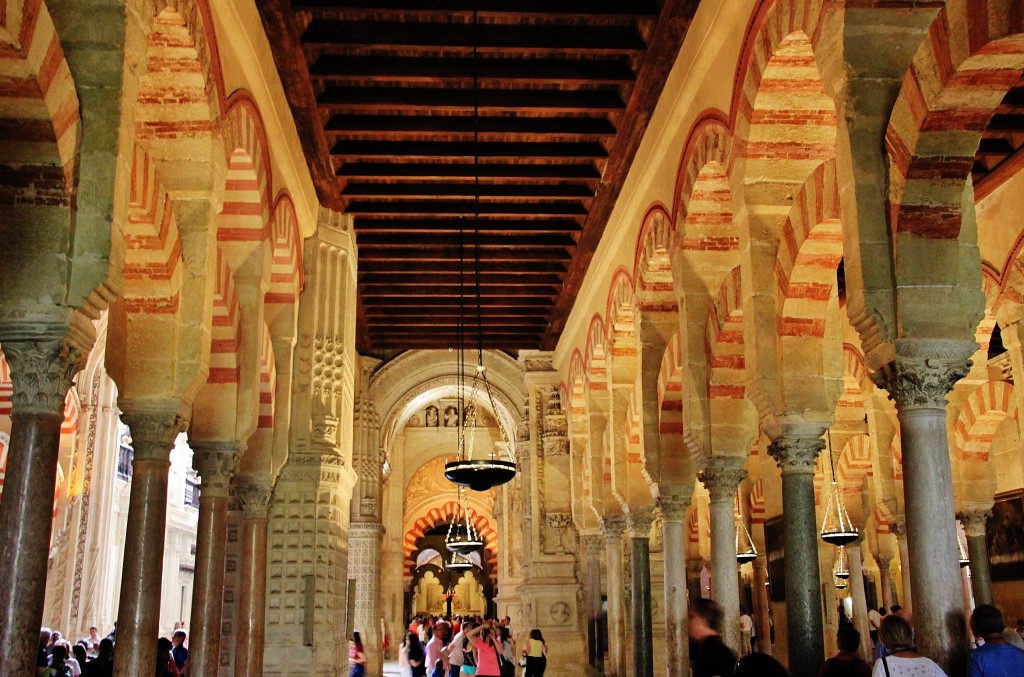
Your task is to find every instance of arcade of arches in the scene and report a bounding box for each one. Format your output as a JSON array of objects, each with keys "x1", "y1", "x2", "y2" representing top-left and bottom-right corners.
[{"x1": 1, "y1": 1, "x2": 1024, "y2": 676}]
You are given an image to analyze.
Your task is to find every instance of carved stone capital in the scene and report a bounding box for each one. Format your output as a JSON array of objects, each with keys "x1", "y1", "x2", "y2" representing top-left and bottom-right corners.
[
  {"x1": 957, "y1": 510, "x2": 991, "y2": 538},
  {"x1": 890, "y1": 516, "x2": 907, "y2": 539},
  {"x1": 871, "y1": 339, "x2": 975, "y2": 410},
  {"x1": 875, "y1": 554, "x2": 893, "y2": 570},
  {"x1": 191, "y1": 441, "x2": 238, "y2": 498},
  {"x1": 581, "y1": 533, "x2": 605, "y2": 556},
  {"x1": 698, "y1": 457, "x2": 747, "y2": 503},
  {"x1": 120, "y1": 401, "x2": 188, "y2": 462},
  {"x1": 625, "y1": 505, "x2": 655, "y2": 538},
  {"x1": 657, "y1": 493, "x2": 692, "y2": 522},
  {"x1": 3, "y1": 337, "x2": 86, "y2": 417},
  {"x1": 601, "y1": 515, "x2": 626, "y2": 539},
  {"x1": 769, "y1": 435, "x2": 825, "y2": 476},
  {"x1": 233, "y1": 474, "x2": 274, "y2": 519}
]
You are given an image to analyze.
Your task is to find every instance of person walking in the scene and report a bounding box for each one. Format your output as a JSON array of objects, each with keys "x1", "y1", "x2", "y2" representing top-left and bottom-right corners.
[
  {"x1": 969, "y1": 604, "x2": 1024, "y2": 677},
  {"x1": 872, "y1": 615, "x2": 946, "y2": 676},
  {"x1": 689, "y1": 598, "x2": 737, "y2": 677},
  {"x1": 820, "y1": 626, "x2": 871, "y2": 677}
]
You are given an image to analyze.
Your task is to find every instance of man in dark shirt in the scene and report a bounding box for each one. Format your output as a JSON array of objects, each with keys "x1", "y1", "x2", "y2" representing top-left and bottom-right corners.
[
  {"x1": 171, "y1": 629, "x2": 189, "y2": 675},
  {"x1": 689, "y1": 598, "x2": 737, "y2": 677},
  {"x1": 81, "y1": 639, "x2": 114, "y2": 677}
]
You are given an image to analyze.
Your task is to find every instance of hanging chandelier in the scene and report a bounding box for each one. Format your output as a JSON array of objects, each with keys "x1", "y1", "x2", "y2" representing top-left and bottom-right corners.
[
  {"x1": 447, "y1": 551, "x2": 474, "y2": 572},
  {"x1": 833, "y1": 546, "x2": 850, "y2": 580},
  {"x1": 820, "y1": 431, "x2": 859, "y2": 546},
  {"x1": 834, "y1": 573, "x2": 849, "y2": 590},
  {"x1": 443, "y1": 1, "x2": 517, "y2": 492},
  {"x1": 735, "y1": 494, "x2": 757, "y2": 564},
  {"x1": 445, "y1": 488, "x2": 484, "y2": 555}
]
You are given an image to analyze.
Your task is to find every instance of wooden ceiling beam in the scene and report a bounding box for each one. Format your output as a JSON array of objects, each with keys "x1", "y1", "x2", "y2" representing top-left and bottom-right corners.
[
  {"x1": 342, "y1": 183, "x2": 593, "y2": 199},
  {"x1": 338, "y1": 162, "x2": 601, "y2": 180},
  {"x1": 317, "y1": 87, "x2": 625, "y2": 113},
  {"x1": 323, "y1": 113, "x2": 616, "y2": 137},
  {"x1": 353, "y1": 217, "x2": 583, "y2": 233},
  {"x1": 310, "y1": 56, "x2": 636, "y2": 85},
  {"x1": 293, "y1": 0, "x2": 659, "y2": 20},
  {"x1": 330, "y1": 139, "x2": 608, "y2": 159},
  {"x1": 356, "y1": 232, "x2": 576, "y2": 247},
  {"x1": 301, "y1": 21, "x2": 647, "y2": 54},
  {"x1": 347, "y1": 201, "x2": 587, "y2": 216},
  {"x1": 358, "y1": 259, "x2": 568, "y2": 273},
  {"x1": 362, "y1": 283, "x2": 560, "y2": 295},
  {"x1": 360, "y1": 272, "x2": 564, "y2": 286},
  {"x1": 361, "y1": 296, "x2": 553, "y2": 307}
]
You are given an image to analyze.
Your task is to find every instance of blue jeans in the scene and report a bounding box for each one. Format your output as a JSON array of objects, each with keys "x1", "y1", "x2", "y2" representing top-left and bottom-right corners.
[{"x1": 448, "y1": 666, "x2": 462, "y2": 677}]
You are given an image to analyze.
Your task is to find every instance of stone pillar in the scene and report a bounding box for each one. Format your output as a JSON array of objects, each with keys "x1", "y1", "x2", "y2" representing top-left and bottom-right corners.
[
  {"x1": 876, "y1": 554, "x2": 895, "y2": 611},
  {"x1": 891, "y1": 519, "x2": 913, "y2": 613},
  {"x1": 603, "y1": 516, "x2": 627, "y2": 677},
  {"x1": 752, "y1": 553, "x2": 771, "y2": 656},
  {"x1": 626, "y1": 508, "x2": 655, "y2": 677},
  {"x1": 349, "y1": 522, "x2": 385, "y2": 676},
  {"x1": 188, "y1": 442, "x2": 236, "y2": 677},
  {"x1": 769, "y1": 432, "x2": 827, "y2": 677},
  {"x1": 959, "y1": 511, "x2": 993, "y2": 607},
  {"x1": 233, "y1": 475, "x2": 273, "y2": 677},
  {"x1": 658, "y1": 495, "x2": 691, "y2": 675},
  {"x1": 846, "y1": 542, "x2": 872, "y2": 663},
  {"x1": 113, "y1": 403, "x2": 187, "y2": 677},
  {"x1": 699, "y1": 457, "x2": 746, "y2": 652},
  {"x1": 0, "y1": 337, "x2": 84, "y2": 674},
  {"x1": 873, "y1": 344, "x2": 973, "y2": 675},
  {"x1": 687, "y1": 560, "x2": 704, "y2": 602},
  {"x1": 582, "y1": 533, "x2": 605, "y2": 671}
]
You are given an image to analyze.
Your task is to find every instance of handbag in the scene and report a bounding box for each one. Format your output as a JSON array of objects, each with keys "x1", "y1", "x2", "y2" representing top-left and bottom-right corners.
[
  {"x1": 517, "y1": 656, "x2": 527, "y2": 667},
  {"x1": 881, "y1": 655, "x2": 891, "y2": 677}
]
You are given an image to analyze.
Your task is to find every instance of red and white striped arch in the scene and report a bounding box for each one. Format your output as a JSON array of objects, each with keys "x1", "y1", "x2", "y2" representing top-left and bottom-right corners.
[
  {"x1": 890, "y1": 432, "x2": 903, "y2": 482},
  {"x1": 403, "y1": 500, "x2": 498, "y2": 580},
  {"x1": 124, "y1": 146, "x2": 182, "y2": 314},
  {"x1": 657, "y1": 332, "x2": 684, "y2": 436},
  {"x1": 567, "y1": 350, "x2": 587, "y2": 426},
  {"x1": 706, "y1": 265, "x2": 745, "y2": 400},
  {"x1": 955, "y1": 380, "x2": 1018, "y2": 461},
  {"x1": 585, "y1": 315, "x2": 608, "y2": 389},
  {"x1": 886, "y1": 0, "x2": 1024, "y2": 240},
  {"x1": 265, "y1": 193, "x2": 303, "y2": 308},
  {"x1": 837, "y1": 434, "x2": 872, "y2": 491},
  {"x1": 838, "y1": 345, "x2": 870, "y2": 418},
  {"x1": 208, "y1": 248, "x2": 241, "y2": 385},
  {"x1": 749, "y1": 478, "x2": 766, "y2": 524},
  {"x1": 673, "y1": 113, "x2": 731, "y2": 227},
  {"x1": 0, "y1": 349, "x2": 11, "y2": 417},
  {"x1": 874, "y1": 504, "x2": 893, "y2": 536},
  {"x1": 606, "y1": 269, "x2": 637, "y2": 360},
  {"x1": 626, "y1": 385, "x2": 642, "y2": 464},
  {"x1": 0, "y1": 0, "x2": 80, "y2": 202},
  {"x1": 257, "y1": 322, "x2": 276, "y2": 431},
  {"x1": 633, "y1": 206, "x2": 677, "y2": 312}
]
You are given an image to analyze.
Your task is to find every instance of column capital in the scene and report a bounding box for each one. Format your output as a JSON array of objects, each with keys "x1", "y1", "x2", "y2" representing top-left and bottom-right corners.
[
  {"x1": 121, "y1": 401, "x2": 188, "y2": 462},
  {"x1": 233, "y1": 474, "x2": 274, "y2": 519},
  {"x1": 875, "y1": 553, "x2": 893, "y2": 569},
  {"x1": 581, "y1": 532, "x2": 605, "y2": 555},
  {"x1": 889, "y1": 516, "x2": 908, "y2": 539},
  {"x1": 957, "y1": 510, "x2": 991, "y2": 538},
  {"x1": 769, "y1": 435, "x2": 825, "y2": 476},
  {"x1": 657, "y1": 493, "x2": 692, "y2": 522},
  {"x1": 871, "y1": 339, "x2": 975, "y2": 410},
  {"x1": 625, "y1": 506, "x2": 655, "y2": 538},
  {"x1": 602, "y1": 515, "x2": 627, "y2": 539},
  {"x1": 698, "y1": 457, "x2": 747, "y2": 503},
  {"x1": 3, "y1": 336, "x2": 86, "y2": 417},
  {"x1": 192, "y1": 441, "x2": 238, "y2": 498}
]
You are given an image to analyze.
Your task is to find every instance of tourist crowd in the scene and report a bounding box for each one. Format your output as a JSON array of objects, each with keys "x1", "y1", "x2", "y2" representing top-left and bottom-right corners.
[{"x1": 35, "y1": 624, "x2": 188, "y2": 677}]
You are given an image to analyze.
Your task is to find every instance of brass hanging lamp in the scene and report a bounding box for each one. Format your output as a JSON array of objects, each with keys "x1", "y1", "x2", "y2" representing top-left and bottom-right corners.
[
  {"x1": 833, "y1": 546, "x2": 850, "y2": 580},
  {"x1": 445, "y1": 488, "x2": 484, "y2": 555},
  {"x1": 446, "y1": 551, "x2": 475, "y2": 572},
  {"x1": 820, "y1": 431, "x2": 859, "y2": 546},
  {"x1": 735, "y1": 493, "x2": 758, "y2": 564},
  {"x1": 443, "y1": 2, "x2": 517, "y2": 492}
]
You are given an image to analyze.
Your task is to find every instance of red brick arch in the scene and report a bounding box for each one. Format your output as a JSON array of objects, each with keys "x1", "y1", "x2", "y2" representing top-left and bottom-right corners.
[
  {"x1": 886, "y1": 0, "x2": 1024, "y2": 240},
  {"x1": 633, "y1": 206, "x2": 677, "y2": 312},
  {"x1": 955, "y1": 380, "x2": 1019, "y2": 461},
  {"x1": 657, "y1": 332, "x2": 684, "y2": 436},
  {"x1": 706, "y1": 266, "x2": 745, "y2": 401}
]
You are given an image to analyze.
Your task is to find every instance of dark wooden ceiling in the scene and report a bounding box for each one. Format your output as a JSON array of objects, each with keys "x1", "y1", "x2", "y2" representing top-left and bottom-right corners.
[
  {"x1": 257, "y1": 0, "x2": 699, "y2": 353},
  {"x1": 974, "y1": 74, "x2": 1024, "y2": 202}
]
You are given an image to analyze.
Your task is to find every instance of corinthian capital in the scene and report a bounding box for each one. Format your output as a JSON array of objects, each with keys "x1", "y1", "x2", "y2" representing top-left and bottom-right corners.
[
  {"x1": 957, "y1": 510, "x2": 991, "y2": 538},
  {"x1": 625, "y1": 505, "x2": 656, "y2": 538},
  {"x1": 191, "y1": 441, "x2": 238, "y2": 499},
  {"x1": 657, "y1": 492, "x2": 692, "y2": 522},
  {"x1": 769, "y1": 436, "x2": 825, "y2": 476},
  {"x1": 120, "y1": 400, "x2": 188, "y2": 462},
  {"x1": 233, "y1": 474, "x2": 274, "y2": 519},
  {"x1": 3, "y1": 336, "x2": 86, "y2": 417},
  {"x1": 601, "y1": 515, "x2": 626, "y2": 539},
  {"x1": 871, "y1": 339, "x2": 975, "y2": 410},
  {"x1": 581, "y1": 532, "x2": 605, "y2": 556},
  {"x1": 699, "y1": 456, "x2": 747, "y2": 503}
]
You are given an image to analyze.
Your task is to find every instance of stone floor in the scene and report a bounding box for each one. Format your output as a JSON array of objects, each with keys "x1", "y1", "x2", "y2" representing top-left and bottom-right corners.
[{"x1": 383, "y1": 660, "x2": 402, "y2": 676}]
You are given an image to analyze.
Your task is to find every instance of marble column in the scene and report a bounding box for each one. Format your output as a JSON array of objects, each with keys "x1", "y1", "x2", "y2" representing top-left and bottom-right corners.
[
  {"x1": 233, "y1": 475, "x2": 274, "y2": 677},
  {"x1": 891, "y1": 520, "x2": 913, "y2": 613},
  {"x1": 873, "y1": 343, "x2": 973, "y2": 675},
  {"x1": 699, "y1": 458, "x2": 746, "y2": 652},
  {"x1": 769, "y1": 432, "x2": 827, "y2": 677},
  {"x1": 582, "y1": 533, "x2": 605, "y2": 671},
  {"x1": 846, "y1": 542, "x2": 872, "y2": 663},
  {"x1": 959, "y1": 511, "x2": 993, "y2": 606},
  {"x1": 189, "y1": 442, "x2": 236, "y2": 677},
  {"x1": 349, "y1": 522, "x2": 385, "y2": 676},
  {"x1": 876, "y1": 554, "x2": 895, "y2": 611},
  {"x1": 626, "y1": 507, "x2": 655, "y2": 677},
  {"x1": 751, "y1": 554, "x2": 771, "y2": 656},
  {"x1": 0, "y1": 337, "x2": 84, "y2": 674},
  {"x1": 687, "y1": 560, "x2": 704, "y2": 602},
  {"x1": 603, "y1": 516, "x2": 627, "y2": 677},
  {"x1": 114, "y1": 403, "x2": 187, "y2": 677},
  {"x1": 658, "y1": 495, "x2": 691, "y2": 675}
]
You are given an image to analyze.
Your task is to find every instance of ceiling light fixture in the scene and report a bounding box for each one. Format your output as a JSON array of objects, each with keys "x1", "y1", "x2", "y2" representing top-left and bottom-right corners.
[
  {"x1": 444, "y1": 2, "x2": 517, "y2": 492},
  {"x1": 820, "y1": 431, "x2": 859, "y2": 547}
]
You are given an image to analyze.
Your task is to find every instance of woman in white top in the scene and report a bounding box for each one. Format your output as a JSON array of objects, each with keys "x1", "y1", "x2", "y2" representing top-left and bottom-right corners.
[{"x1": 872, "y1": 615, "x2": 947, "y2": 677}]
